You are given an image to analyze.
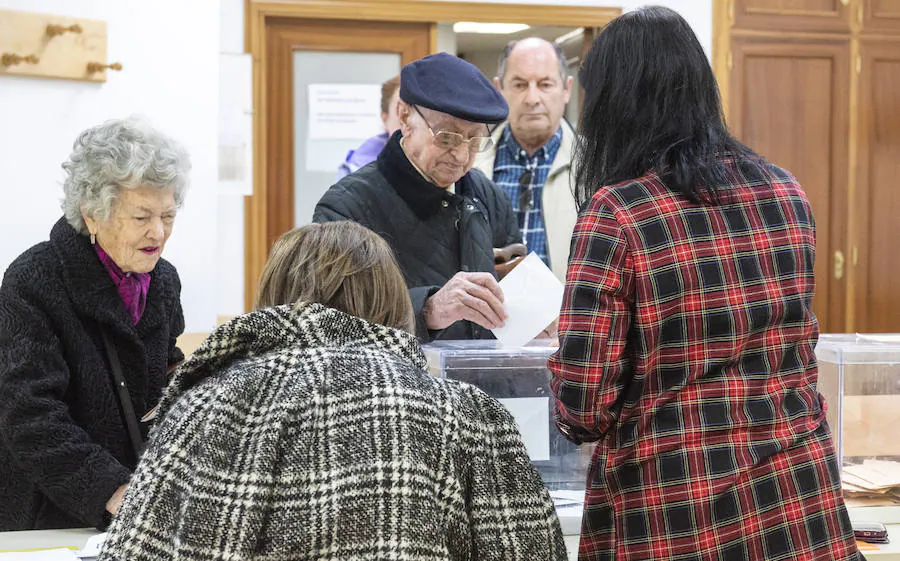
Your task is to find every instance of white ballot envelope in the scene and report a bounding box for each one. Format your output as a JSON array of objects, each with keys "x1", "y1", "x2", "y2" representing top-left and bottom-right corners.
[{"x1": 491, "y1": 252, "x2": 564, "y2": 348}]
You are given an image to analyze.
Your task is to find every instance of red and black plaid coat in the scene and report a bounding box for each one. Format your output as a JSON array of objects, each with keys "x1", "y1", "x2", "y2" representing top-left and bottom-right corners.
[{"x1": 549, "y1": 156, "x2": 860, "y2": 560}]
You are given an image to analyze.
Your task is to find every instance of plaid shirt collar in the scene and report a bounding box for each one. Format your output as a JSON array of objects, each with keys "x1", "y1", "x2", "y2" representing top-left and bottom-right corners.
[{"x1": 500, "y1": 125, "x2": 563, "y2": 165}]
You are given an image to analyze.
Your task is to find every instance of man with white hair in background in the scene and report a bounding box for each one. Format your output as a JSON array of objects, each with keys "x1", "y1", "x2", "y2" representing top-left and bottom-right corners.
[{"x1": 476, "y1": 37, "x2": 579, "y2": 282}]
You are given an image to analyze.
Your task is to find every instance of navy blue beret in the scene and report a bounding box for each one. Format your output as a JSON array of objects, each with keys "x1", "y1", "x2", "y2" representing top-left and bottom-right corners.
[{"x1": 400, "y1": 52, "x2": 508, "y2": 125}]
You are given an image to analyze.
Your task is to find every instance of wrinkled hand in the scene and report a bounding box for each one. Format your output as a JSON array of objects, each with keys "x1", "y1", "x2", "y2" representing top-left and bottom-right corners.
[
  {"x1": 423, "y1": 272, "x2": 507, "y2": 330},
  {"x1": 106, "y1": 483, "x2": 128, "y2": 516}
]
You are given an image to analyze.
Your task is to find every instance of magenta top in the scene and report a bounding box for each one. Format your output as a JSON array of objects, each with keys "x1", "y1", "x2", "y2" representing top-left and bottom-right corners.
[{"x1": 94, "y1": 245, "x2": 151, "y2": 326}]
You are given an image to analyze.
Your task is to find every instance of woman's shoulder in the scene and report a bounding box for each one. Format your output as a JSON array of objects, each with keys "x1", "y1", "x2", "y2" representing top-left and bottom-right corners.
[
  {"x1": 440, "y1": 379, "x2": 520, "y2": 432},
  {"x1": 576, "y1": 174, "x2": 662, "y2": 234},
  {"x1": 152, "y1": 257, "x2": 181, "y2": 288},
  {"x1": 593, "y1": 172, "x2": 667, "y2": 208},
  {"x1": 153, "y1": 256, "x2": 179, "y2": 276},
  {"x1": 316, "y1": 350, "x2": 521, "y2": 439},
  {"x1": 0, "y1": 242, "x2": 67, "y2": 318},
  {"x1": 2, "y1": 241, "x2": 60, "y2": 290}
]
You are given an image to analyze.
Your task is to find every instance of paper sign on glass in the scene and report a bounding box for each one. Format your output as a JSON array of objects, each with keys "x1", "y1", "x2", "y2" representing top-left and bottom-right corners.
[
  {"x1": 307, "y1": 84, "x2": 383, "y2": 140},
  {"x1": 491, "y1": 252, "x2": 564, "y2": 348},
  {"x1": 497, "y1": 397, "x2": 550, "y2": 461}
]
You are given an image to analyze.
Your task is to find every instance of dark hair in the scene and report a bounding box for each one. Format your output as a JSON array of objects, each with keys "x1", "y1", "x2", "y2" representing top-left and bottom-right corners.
[
  {"x1": 497, "y1": 38, "x2": 568, "y2": 84},
  {"x1": 381, "y1": 76, "x2": 401, "y2": 115},
  {"x1": 574, "y1": 6, "x2": 761, "y2": 208}
]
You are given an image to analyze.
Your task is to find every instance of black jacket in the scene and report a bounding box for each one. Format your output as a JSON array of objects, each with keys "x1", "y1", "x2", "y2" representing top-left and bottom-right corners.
[
  {"x1": 313, "y1": 132, "x2": 520, "y2": 341},
  {"x1": 0, "y1": 217, "x2": 185, "y2": 531}
]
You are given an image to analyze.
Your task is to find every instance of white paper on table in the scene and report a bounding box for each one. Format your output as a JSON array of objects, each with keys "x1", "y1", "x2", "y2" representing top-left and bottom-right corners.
[
  {"x1": 491, "y1": 252, "x2": 564, "y2": 349},
  {"x1": 307, "y1": 84, "x2": 383, "y2": 140},
  {"x1": 0, "y1": 550, "x2": 78, "y2": 561},
  {"x1": 75, "y1": 533, "x2": 106, "y2": 559},
  {"x1": 497, "y1": 397, "x2": 550, "y2": 461}
]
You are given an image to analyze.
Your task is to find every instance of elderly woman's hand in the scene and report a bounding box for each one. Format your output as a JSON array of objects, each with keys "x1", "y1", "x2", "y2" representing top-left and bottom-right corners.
[{"x1": 106, "y1": 483, "x2": 129, "y2": 516}]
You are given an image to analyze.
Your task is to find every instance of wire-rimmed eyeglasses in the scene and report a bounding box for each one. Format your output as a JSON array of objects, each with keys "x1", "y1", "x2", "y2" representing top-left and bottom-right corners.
[{"x1": 413, "y1": 106, "x2": 494, "y2": 153}]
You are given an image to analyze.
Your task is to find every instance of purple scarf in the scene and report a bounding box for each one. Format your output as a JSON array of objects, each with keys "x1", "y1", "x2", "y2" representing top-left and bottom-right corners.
[{"x1": 94, "y1": 244, "x2": 151, "y2": 325}]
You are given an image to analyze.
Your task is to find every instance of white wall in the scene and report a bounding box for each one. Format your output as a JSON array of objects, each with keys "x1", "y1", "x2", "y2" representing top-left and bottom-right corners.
[
  {"x1": 218, "y1": 0, "x2": 246, "y2": 318},
  {"x1": 0, "y1": 0, "x2": 220, "y2": 332},
  {"x1": 436, "y1": 22, "x2": 458, "y2": 54},
  {"x1": 461, "y1": 50, "x2": 497, "y2": 79}
]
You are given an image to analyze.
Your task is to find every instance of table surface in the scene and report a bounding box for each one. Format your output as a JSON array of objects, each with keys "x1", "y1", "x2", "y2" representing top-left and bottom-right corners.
[
  {"x1": 0, "y1": 527, "x2": 94, "y2": 552},
  {"x1": 3, "y1": 508, "x2": 899, "y2": 560}
]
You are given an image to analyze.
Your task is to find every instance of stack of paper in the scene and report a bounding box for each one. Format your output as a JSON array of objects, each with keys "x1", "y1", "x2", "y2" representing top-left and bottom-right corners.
[
  {"x1": 0, "y1": 533, "x2": 105, "y2": 561},
  {"x1": 549, "y1": 489, "x2": 585, "y2": 509},
  {"x1": 0, "y1": 551, "x2": 78, "y2": 561},
  {"x1": 842, "y1": 459, "x2": 900, "y2": 506}
]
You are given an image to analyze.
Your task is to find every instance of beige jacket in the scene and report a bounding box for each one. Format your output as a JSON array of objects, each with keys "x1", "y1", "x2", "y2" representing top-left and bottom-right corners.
[{"x1": 474, "y1": 120, "x2": 578, "y2": 282}]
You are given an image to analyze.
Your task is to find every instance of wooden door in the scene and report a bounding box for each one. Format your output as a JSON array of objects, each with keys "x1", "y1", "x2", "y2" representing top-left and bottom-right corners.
[
  {"x1": 728, "y1": 36, "x2": 851, "y2": 332},
  {"x1": 732, "y1": 0, "x2": 852, "y2": 32},
  {"x1": 852, "y1": 39, "x2": 900, "y2": 332},
  {"x1": 862, "y1": 0, "x2": 900, "y2": 33},
  {"x1": 246, "y1": 18, "x2": 430, "y2": 308}
]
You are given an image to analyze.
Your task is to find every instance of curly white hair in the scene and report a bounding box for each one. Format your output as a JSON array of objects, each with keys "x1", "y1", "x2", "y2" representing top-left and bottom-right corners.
[{"x1": 61, "y1": 117, "x2": 191, "y2": 235}]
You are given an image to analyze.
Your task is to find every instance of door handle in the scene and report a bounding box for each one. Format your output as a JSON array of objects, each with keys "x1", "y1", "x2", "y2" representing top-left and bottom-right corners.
[{"x1": 834, "y1": 250, "x2": 845, "y2": 280}]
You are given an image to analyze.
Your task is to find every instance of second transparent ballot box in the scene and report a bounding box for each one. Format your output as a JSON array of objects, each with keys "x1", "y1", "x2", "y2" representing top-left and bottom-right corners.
[{"x1": 815, "y1": 334, "x2": 900, "y2": 467}]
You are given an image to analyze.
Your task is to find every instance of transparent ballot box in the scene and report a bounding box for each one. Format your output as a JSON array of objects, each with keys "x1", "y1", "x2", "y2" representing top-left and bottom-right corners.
[
  {"x1": 815, "y1": 334, "x2": 900, "y2": 469},
  {"x1": 422, "y1": 340, "x2": 592, "y2": 493}
]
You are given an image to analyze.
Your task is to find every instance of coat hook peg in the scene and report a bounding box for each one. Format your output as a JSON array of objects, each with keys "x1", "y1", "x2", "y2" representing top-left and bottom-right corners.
[
  {"x1": 46, "y1": 23, "x2": 83, "y2": 37},
  {"x1": 1, "y1": 53, "x2": 40, "y2": 67},
  {"x1": 86, "y1": 61, "x2": 123, "y2": 74}
]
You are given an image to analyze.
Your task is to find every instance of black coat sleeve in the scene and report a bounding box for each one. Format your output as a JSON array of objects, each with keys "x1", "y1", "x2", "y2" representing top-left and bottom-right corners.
[
  {"x1": 485, "y1": 180, "x2": 521, "y2": 247},
  {"x1": 409, "y1": 285, "x2": 442, "y2": 342},
  {"x1": 0, "y1": 267, "x2": 131, "y2": 528}
]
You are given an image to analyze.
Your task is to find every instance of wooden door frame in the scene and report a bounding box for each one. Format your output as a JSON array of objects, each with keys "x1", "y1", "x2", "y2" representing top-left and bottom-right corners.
[
  {"x1": 712, "y1": 0, "x2": 858, "y2": 332},
  {"x1": 728, "y1": 35, "x2": 851, "y2": 334},
  {"x1": 852, "y1": 36, "x2": 900, "y2": 331},
  {"x1": 243, "y1": 0, "x2": 622, "y2": 311}
]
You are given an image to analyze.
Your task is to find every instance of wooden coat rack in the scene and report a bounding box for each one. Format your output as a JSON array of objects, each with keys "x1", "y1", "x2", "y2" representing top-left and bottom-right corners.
[{"x1": 0, "y1": 9, "x2": 121, "y2": 82}]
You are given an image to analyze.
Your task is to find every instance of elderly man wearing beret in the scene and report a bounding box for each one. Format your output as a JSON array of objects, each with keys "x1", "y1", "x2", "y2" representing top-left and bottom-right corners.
[{"x1": 314, "y1": 53, "x2": 522, "y2": 341}]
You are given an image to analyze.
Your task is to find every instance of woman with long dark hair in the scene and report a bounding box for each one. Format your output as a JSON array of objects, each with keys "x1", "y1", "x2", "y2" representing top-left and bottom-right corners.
[{"x1": 549, "y1": 6, "x2": 860, "y2": 560}]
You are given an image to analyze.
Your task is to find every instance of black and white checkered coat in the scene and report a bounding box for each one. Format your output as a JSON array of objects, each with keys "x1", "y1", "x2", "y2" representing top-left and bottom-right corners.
[{"x1": 100, "y1": 302, "x2": 566, "y2": 560}]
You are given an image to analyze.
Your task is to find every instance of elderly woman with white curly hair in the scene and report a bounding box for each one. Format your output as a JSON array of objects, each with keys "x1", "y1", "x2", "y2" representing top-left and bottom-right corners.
[{"x1": 0, "y1": 117, "x2": 190, "y2": 531}]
